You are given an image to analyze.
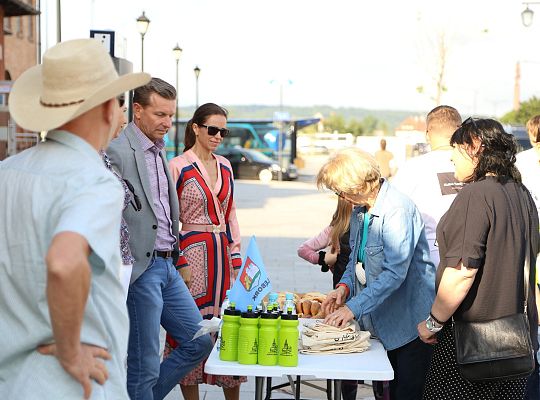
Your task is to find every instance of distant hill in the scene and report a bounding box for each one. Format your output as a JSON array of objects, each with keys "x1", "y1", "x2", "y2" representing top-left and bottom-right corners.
[{"x1": 179, "y1": 105, "x2": 423, "y2": 132}]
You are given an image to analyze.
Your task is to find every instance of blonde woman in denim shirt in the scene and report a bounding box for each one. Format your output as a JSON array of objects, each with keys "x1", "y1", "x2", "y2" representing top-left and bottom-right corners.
[{"x1": 320, "y1": 147, "x2": 436, "y2": 400}]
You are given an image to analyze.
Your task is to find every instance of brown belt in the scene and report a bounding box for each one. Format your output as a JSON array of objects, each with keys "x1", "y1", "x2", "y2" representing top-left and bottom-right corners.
[
  {"x1": 154, "y1": 250, "x2": 173, "y2": 258},
  {"x1": 181, "y1": 223, "x2": 226, "y2": 234}
]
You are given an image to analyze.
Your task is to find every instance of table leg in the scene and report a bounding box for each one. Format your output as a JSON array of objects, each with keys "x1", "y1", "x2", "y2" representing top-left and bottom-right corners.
[
  {"x1": 295, "y1": 376, "x2": 301, "y2": 400},
  {"x1": 333, "y1": 379, "x2": 342, "y2": 400},
  {"x1": 265, "y1": 377, "x2": 272, "y2": 400},
  {"x1": 255, "y1": 377, "x2": 265, "y2": 400},
  {"x1": 326, "y1": 379, "x2": 332, "y2": 400}
]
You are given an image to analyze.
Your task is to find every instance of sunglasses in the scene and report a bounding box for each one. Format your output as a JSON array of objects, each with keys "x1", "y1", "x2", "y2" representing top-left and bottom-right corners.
[
  {"x1": 461, "y1": 116, "x2": 478, "y2": 129},
  {"x1": 123, "y1": 178, "x2": 142, "y2": 212},
  {"x1": 199, "y1": 124, "x2": 230, "y2": 137},
  {"x1": 334, "y1": 190, "x2": 344, "y2": 199},
  {"x1": 117, "y1": 95, "x2": 125, "y2": 108}
]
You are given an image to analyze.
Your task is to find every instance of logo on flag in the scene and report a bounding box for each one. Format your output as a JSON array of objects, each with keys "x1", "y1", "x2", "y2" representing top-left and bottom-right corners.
[
  {"x1": 240, "y1": 257, "x2": 260, "y2": 291},
  {"x1": 228, "y1": 236, "x2": 272, "y2": 312}
]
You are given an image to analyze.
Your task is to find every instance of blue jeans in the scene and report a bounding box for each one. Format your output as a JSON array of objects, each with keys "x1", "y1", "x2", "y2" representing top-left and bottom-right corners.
[{"x1": 126, "y1": 256, "x2": 213, "y2": 400}]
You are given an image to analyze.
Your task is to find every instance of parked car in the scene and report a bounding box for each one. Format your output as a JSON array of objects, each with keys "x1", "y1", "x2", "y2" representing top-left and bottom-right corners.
[
  {"x1": 215, "y1": 147, "x2": 298, "y2": 182},
  {"x1": 503, "y1": 125, "x2": 532, "y2": 152}
]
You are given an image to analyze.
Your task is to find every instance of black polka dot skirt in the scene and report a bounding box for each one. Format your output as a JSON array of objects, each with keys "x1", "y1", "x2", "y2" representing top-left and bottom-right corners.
[{"x1": 422, "y1": 324, "x2": 527, "y2": 399}]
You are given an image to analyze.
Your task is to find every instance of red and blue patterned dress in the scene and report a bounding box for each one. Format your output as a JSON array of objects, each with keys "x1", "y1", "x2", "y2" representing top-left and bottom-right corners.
[{"x1": 166, "y1": 149, "x2": 244, "y2": 387}]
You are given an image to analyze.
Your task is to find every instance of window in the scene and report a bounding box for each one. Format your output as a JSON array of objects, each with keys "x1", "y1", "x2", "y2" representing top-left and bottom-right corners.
[
  {"x1": 4, "y1": 17, "x2": 11, "y2": 34},
  {"x1": 27, "y1": 16, "x2": 33, "y2": 41},
  {"x1": 15, "y1": 17, "x2": 22, "y2": 38}
]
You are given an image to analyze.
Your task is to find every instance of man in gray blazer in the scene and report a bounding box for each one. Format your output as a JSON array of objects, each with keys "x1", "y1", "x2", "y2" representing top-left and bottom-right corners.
[{"x1": 107, "y1": 78, "x2": 212, "y2": 400}]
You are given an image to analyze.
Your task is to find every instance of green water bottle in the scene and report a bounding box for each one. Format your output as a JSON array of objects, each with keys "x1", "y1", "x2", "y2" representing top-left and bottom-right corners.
[
  {"x1": 238, "y1": 305, "x2": 259, "y2": 364},
  {"x1": 258, "y1": 309, "x2": 279, "y2": 365},
  {"x1": 219, "y1": 303, "x2": 241, "y2": 361},
  {"x1": 278, "y1": 307, "x2": 299, "y2": 367}
]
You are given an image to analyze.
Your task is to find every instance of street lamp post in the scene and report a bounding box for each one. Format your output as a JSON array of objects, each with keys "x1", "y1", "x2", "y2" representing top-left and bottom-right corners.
[
  {"x1": 136, "y1": 11, "x2": 150, "y2": 71},
  {"x1": 194, "y1": 66, "x2": 201, "y2": 108},
  {"x1": 173, "y1": 43, "x2": 183, "y2": 156},
  {"x1": 522, "y1": 2, "x2": 540, "y2": 26},
  {"x1": 270, "y1": 79, "x2": 292, "y2": 181}
]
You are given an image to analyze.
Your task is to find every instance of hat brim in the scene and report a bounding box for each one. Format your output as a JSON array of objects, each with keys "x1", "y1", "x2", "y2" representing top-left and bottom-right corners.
[{"x1": 9, "y1": 65, "x2": 151, "y2": 132}]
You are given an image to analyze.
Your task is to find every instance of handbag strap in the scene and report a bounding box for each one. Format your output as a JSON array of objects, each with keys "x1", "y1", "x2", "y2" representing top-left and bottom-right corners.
[{"x1": 521, "y1": 188, "x2": 532, "y2": 316}]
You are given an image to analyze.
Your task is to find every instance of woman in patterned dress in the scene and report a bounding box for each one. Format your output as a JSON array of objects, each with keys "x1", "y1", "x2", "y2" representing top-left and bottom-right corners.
[{"x1": 166, "y1": 103, "x2": 245, "y2": 400}]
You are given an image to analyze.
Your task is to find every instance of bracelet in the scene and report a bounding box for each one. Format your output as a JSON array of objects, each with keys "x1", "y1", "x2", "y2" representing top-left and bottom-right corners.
[{"x1": 429, "y1": 312, "x2": 446, "y2": 325}]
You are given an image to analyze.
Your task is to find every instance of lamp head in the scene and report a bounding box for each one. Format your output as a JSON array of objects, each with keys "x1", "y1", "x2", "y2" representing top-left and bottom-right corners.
[{"x1": 137, "y1": 11, "x2": 150, "y2": 36}]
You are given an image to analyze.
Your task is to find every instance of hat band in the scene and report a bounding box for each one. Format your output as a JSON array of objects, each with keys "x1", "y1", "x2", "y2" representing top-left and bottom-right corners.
[{"x1": 40, "y1": 98, "x2": 85, "y2": 108}]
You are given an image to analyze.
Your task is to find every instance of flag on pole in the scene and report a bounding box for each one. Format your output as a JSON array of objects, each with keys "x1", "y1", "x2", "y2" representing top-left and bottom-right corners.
[{"x1": 228, "y1": 236, "x2": 272, "y2": 312}]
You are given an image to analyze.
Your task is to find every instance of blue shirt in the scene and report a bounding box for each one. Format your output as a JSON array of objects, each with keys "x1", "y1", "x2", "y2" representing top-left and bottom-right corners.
[
  {"x1": 339, "y1": 180, "x2": 436, "y2": 351},
  {"x1": 0, "y1": 131, "x2": 129, "y2": 399}
]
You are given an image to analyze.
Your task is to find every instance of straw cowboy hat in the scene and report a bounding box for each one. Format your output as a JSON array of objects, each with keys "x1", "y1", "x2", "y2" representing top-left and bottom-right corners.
[{"x1": 9, "y1": 38, "x2": 151, "y2": 133}]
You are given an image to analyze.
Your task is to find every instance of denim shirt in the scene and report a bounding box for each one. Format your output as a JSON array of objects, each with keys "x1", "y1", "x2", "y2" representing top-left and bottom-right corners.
[{"x1": 339, "y1": 179, "x2": 436, "y2": 351}]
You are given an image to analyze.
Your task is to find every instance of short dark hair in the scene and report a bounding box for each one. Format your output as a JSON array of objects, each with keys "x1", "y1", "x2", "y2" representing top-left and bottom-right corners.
[
  {"x1": 526, "y1": 115, "x2": 540, "y2": 143},
  {"x1": 450, "y1": 118, "x2": 521, "y2": 183},
  {"x1": 133, "y1": 77, "x2": 176, "y2": 107},
  {"x1": 426, "y1": 105, "x2": 462, "y2": 138}
]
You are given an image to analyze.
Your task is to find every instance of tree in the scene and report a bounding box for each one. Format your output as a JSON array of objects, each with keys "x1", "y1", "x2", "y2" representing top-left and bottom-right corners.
[
  {"x1": 324, "y1": 113, "x2": 347, "y2": 133},
  {"x1": 500, "y1": 96, "x2": 540, "y2": 124}
]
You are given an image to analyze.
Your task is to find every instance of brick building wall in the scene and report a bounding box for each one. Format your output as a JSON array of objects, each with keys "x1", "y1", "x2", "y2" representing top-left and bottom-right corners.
[{"x1": 4, "y1": 0, "x2": 37, "y2": 80}]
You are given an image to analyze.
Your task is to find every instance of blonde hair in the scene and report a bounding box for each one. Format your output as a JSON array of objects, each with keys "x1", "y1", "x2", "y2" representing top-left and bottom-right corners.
[
  {"x1": 317, "y1": 147, "x2": 381, "y2": 196},
  {"x1": 329, "y1": 198, "x2": 352, "y2": 253}
]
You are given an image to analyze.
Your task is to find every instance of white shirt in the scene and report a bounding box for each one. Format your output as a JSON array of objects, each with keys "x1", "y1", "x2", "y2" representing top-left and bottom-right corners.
[
  {"x1": 392, "y1": 149, "x2": 464, "y2": 266},
  {"x1": 516, "y1": 148, "x2": 540, "y2": 214}
]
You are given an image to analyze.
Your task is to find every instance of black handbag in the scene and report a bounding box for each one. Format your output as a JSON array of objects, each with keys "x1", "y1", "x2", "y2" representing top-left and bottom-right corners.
[{"x1": 453, "y1": 212, "x2": 536, "y2": 382}]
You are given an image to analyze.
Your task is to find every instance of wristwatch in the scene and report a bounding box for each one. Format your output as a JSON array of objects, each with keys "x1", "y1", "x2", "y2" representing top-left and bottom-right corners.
[{"x1": 425, "y1": 314, "x2": 444, "y2": 333}]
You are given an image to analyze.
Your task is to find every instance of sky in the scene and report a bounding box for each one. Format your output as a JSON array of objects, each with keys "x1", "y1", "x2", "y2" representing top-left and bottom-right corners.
[{"x1": 40, "y1": 0, "x2": 540, "y2": 117}]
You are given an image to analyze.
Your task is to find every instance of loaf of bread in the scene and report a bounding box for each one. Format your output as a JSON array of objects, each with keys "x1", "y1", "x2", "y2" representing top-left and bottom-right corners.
[
  {"x1": 301, "y1": 299, "x2": 312, "y2": 315},
  {"x1": 310, "y1": 300, "x2": 321, "y2": 316}
]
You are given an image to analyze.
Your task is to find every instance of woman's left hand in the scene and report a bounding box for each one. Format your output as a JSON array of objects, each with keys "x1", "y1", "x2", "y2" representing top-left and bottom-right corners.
[
  {"x1": 323, "y1": 305, "x2": 354, "y2": 328},
  {"x1": 417, "y1": 321, "x2": 438, "y2": 345}
]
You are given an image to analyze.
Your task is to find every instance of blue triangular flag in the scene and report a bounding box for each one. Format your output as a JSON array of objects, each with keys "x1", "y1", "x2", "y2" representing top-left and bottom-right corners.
[{"x1": 228, "y1": 236, "x2": 272, "y2": 312}]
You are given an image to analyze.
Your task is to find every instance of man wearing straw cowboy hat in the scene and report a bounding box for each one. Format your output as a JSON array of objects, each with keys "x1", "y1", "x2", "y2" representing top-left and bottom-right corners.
[{"x1": 0, "y1": 39, "x2": 150, "y2": 399}]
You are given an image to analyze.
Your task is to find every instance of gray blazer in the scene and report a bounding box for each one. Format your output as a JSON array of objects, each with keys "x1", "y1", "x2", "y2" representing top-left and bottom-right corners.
[{"x1": 107, "y1": 123, "x2": 180, "y2": 283}]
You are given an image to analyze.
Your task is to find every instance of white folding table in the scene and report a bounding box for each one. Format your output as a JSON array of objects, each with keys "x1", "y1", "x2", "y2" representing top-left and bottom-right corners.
[{"x1": 204, "y1": 339, "x2": 394, "y2": 400}]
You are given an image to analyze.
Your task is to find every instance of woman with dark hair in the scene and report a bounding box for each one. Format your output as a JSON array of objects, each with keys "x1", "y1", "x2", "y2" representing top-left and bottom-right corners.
[
  {"x1": 418, "y1": 118, "x2": 539, "y2": 399},
  {"x1": 101, "y1": 94, "x2": 135, "y2": 298},
  {"x1": 166, "y1": 103, "x2": 245, "y2": 400}
]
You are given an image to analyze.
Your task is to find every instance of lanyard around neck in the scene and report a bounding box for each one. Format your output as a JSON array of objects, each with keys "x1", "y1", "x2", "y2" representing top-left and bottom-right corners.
[{"x1": 358, "y1": 212, "x2": 370, "y2": 263}]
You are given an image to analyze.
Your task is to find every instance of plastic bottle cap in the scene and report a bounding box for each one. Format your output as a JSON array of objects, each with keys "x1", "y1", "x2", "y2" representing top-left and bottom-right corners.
[
  {"x1": 261, "y1": 311, "x2": 279, "y2": 319},
  {"x1": 280, "y1": 312, "x2": 298, "y2": 320},
  {"x1": 224, "y1": 307, "x2": 241, "y2": 316},
  {"x1": 226, "y1": 289, "x2": 231, "y2": 295},
  {"x1": 241, "y1": 310, "x2": 259, "y2": 318},
  {"x1": 285, "y1": 293, "x2": 293, "y2": 300}
]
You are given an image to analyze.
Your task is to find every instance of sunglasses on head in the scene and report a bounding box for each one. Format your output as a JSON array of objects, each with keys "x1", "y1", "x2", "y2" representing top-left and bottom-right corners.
[
  {"x1": 123, "y1": 178, "x2": 142, "y2": 212},
  {"x1": 461, "y1": 116, "x2": 478, "y2": 129},
  {"x1": 199, "y1": 124, "x2": 229, "y2": 137}
]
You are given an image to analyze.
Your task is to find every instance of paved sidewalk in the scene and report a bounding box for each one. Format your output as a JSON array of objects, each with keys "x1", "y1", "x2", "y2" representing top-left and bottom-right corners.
[{"x1": 164, "y1": 158, "x2": 379, "y2": 400}]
